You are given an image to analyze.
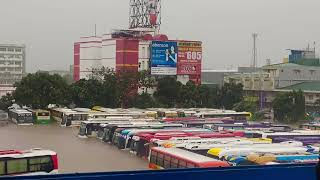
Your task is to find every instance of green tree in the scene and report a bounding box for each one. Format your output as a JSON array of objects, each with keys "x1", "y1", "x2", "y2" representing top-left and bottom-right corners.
[
  {"x1": 69, "y1": 79, "x2": 104, "y2": 108},
  {"x1": 218, "y1": 82, "x2": 244, "y2": 109},
  {"x1": 138, "y1": 70, "x2": 156, "y2": 94},
  {"x1": 177, "y1": 81, "x2": 198, "y2": 108},
  {"x1": 272, "y1": 90, "x2": 305, "y2": 123},
  {"x1": 0, "y1": 93, "x2": 14, "y2": 111},
  {"x1": 197, "y1": 85, "x2": 218, "y2": 108},
  {"x1": 233, "y1": 100, "x2": 257, "y2": 113},
  {"x1": 13, "y1": 72, "x2": 70, "y2": 109},
  {"x1": 290, "y1": 90, "x2": 305, "y2": 122},
  {"x1": 154, "y1": 77, "x2": 182, "y2": 108},
  {"x1": 130, "y1": 92, "x2": 155, "y2": 109}
]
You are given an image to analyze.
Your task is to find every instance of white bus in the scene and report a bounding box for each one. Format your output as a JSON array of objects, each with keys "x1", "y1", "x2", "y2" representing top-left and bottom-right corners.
[
  {"x1": 0, "y1": 149, "x2": 58, "y2": 176},
  {"x1": 50, "y1": 108, "x2": 74, "y2": 122},
  {"x1": 8, "y1": 109, "x2": 33, "y2": 125},
  {"x1": 195, "y1": 111, "x2": 252, "y2": 121},
  {"x1": 61, "y1": 111, "x2": 88, "y2": 127}
]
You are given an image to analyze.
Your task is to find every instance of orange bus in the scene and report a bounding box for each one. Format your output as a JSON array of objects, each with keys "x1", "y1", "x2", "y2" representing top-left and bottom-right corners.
[{"x1": 149, "y1": 147, "x2": 230, "y2": 170}]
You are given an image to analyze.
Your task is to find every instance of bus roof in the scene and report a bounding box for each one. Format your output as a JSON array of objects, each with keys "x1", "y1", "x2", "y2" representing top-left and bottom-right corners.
[
  {"x1": 9, "y1": 109, "x2": 32, "y2": 113},
  {"x1": 29, "y1": 109, "x2": 50, "y2": 113},
  {"x1": 151, "y1": 147, "x2": 223, "y2": 163},
  {"x1": 52, "y1": 108, "x2": 74, "y2": 113},
  {"x1": 0, "y1": 149, "x2": 56, "y2": 158},
  {"x1": 72, "y1": 108, "x2": 92, "y2": 112},
  {"x1": 196, "y1": 111, "x2": 251, "y2": 116},
  {"x1": 64, "y1": 111, "x2": 88, "y2": 115}
]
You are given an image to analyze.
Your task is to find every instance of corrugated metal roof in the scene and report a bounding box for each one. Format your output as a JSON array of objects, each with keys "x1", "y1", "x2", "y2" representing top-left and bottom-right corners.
[
  {"x1": 263, "y1": 63, "x2": 320, "y2": 69},
  {"x1": 280, "y1": 81, "x2": 320, "y2": 91}
]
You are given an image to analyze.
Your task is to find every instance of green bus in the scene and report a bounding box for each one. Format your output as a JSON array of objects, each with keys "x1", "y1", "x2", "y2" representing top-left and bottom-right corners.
[{"x1": 30, "y1": 109, "x2": 51, "y2": 124}]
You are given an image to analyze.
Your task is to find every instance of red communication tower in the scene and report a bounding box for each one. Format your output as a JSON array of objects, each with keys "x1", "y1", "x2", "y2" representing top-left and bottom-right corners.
[{"x1": 129, "y1": 0, "x2": 161, "y2": 31}]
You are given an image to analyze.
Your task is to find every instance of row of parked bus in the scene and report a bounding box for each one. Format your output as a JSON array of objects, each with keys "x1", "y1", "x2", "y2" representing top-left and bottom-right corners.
[
  {"x1": 49, "y1": 107, "x2": 253, "y2": 127},
  {"x1": 6, "y1": 109, "x2": 51, "y2": 125},
  {"x1": 74, "y1": 111, "x2": 320, "y2": 170},
  {"x1": 5, "y1": 106, "x2": 253, "y2": 127}
]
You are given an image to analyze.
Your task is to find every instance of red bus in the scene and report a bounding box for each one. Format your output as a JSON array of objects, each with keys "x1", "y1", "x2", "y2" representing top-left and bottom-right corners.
[
  {"x1": 0, "y1": 149, "x2": 58, "y2": 176},
  {"x1": 133, "y1": 131, "x2": 245, "y2": 158},
  {"x1": 149, "y1": 147, "x2": 230, "y2": 169}
]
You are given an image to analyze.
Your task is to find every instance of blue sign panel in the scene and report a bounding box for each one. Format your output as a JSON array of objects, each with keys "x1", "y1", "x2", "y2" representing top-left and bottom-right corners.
[{"x1": 151, "y1": 41, "x2": 177, "y2": 75}]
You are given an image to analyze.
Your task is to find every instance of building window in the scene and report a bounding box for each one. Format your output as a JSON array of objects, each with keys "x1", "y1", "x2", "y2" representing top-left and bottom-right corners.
[
  {"x1": 0, "y1": 48, "x2": 6, "y2": 52},
  {"x1": 142, "y1": 47, "x2": 146, "y2": 58},
  {"x1": 15, "y1": 48, "x2": 22, "y2": 52},
  {"x1": 7, "y1": 48, "x2": 14, "y2": 52},
  {"x1": 147, "y1": 48, "x2": 150, "y2": 58},
  {"x1": 142, "y1": 61, "x2": 145, "y2": 70},
  {"x1": 308, "y1": 95, "x2": 313, "y2": 100}
]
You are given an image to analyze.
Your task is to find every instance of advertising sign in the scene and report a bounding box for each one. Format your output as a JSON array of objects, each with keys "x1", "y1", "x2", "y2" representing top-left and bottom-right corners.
[
  {"x1": 177, "y1": 41, "x2": 202, "y2": 75},
  {"x1": 151, "y1": 41, "x2": 177, "y2": 75}
]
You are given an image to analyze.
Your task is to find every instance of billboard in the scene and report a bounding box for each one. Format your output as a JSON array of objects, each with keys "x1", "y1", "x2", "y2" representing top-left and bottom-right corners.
[
  {"x1": 151, "y1": 41, "x2": 177, "y2": 75},
  {"x1": 177, "y1": 41, "x2": 202, "y2": 75}
]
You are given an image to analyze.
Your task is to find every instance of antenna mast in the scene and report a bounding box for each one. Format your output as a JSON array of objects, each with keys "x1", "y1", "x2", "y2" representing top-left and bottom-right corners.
[
  {"x1": 129, "y1": 0, "x2": 162, "y2": 34},
  {"x1": 251, "y1": 33, "x2": 258, "y2": 68}
]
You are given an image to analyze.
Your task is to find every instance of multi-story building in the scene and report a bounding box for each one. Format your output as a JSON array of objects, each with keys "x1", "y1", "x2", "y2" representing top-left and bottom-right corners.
[
  {"x1": 74, "y1": 30, "x2": 202, "y2": 86},
  {"x1": 0, "y1": 44, "x2": 26, "y2": 96},
  {"x1": 224, "y1": 50, "x2": 320, "y2": 110}
]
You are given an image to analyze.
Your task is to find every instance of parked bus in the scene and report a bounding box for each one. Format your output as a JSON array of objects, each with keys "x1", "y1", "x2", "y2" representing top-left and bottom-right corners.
[
  {"x1": 0, "y1": 110, "x2": 8, "y2": 126},
  {"x1": 113, "y1": 124, "x2": 184, "y2": 149},
  {"x1": 78, "y1": 120, "x2": 123, "y2": 138},
  {"x1": 60, "y1": 111, "x2": 88, "y2": 127},
  {"x1": 72, "y1": 108, "x2": 92, "y2": 113},
  {"x1": 78, "y1": 119, "x2": 151, "y2": 138},
  {"x1": 29, "y1": 109, "x2": 51, "y2": 124},
  {"x1": 125, "y1": 128, "x2": 210, "y2": 152},
  {"x1": 50, "y1": 108, "x2": 73, "y2": 122},
  {"x1": 0, "y1": 149, "x2": 58, "y2": 176},
  {"x1": 8, "y1": 109, "x2": 33, "y2": 125},
  {"x1": 195, "y1": 111, "x2": 252, "y2": 121},
  {"x1": 132, "y1": 130, "x2": 244, "y2": 158},
  {"x1": 149, "y1": 147, "x2": 229, "y2": 169}
]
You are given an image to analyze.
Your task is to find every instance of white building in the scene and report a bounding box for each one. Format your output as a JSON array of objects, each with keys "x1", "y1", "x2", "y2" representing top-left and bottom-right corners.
[{"x1": 0, "y1": 44, "x2": 25, "y2": 97}]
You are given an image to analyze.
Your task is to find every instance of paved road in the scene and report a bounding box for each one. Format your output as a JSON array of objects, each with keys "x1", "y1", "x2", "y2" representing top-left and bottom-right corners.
[{"x1": 0, "y1": 123, "x2": 148, "y2": 173}]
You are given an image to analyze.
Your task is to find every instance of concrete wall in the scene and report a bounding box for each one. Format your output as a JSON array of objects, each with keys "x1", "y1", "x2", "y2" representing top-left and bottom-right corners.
[
  {"x1": 101, "y1": 34, "x2": 116, "y2": 71},
  {"x1": 263, "y1": 64, "x2": 320, "y2": 88}
]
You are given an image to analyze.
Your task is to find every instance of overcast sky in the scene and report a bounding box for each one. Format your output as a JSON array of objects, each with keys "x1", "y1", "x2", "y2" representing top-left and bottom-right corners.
[{"x1": 0, "y1": 0, "x2": 320, "y2": 72}]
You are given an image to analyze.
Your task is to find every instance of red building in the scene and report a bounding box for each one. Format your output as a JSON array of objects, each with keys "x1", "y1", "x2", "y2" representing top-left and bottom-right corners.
[{"x1": 74, "y1": 30, "x2": 202, "y2": 85}]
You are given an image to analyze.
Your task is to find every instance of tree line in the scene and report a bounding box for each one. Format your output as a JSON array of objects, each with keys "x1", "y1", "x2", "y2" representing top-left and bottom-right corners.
[
  {"x1": 0, "y1": 68, "x2": 243, "y2": 110},
  {"x1": 0, "y1": 68, "x2": 307, "y2": 124}
]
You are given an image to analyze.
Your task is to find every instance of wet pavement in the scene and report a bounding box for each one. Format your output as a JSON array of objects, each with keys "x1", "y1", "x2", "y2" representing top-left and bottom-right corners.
[{"x1": 0, "y1": 123, "x2": 148, "y2": 173}]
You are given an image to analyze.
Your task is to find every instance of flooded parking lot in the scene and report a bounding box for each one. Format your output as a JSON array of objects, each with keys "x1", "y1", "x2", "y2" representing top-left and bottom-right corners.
[{"x1": 0, "y1": 123, "x2": 148, "y2": 173}]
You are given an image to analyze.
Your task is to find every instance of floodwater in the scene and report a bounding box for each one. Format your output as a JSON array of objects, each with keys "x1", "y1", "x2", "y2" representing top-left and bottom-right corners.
[{"x1": 0, "y1": 123, "x2": 148, "y2": 173}]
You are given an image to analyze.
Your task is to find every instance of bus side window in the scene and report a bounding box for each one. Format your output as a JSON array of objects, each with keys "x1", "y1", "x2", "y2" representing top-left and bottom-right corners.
[
  {"x1": 150, "y1": 151, "x2": 157, "y2": 164},
  {"x1": 157, "y1": 153, "x2": 164, "y2": 167},
  {"x1": 164, "y1": 155, "x2": 171, "y2": 169},
  {"x1": 29, "y1": 156, "x2": 53, "y2": 173},
  {"x1": 0, "y1": 161, "x2": 4, "y2": 175},
  {"x1": 170, "y1": 158, "x2": 178, "y2": 168},
  {"x1": 178, "y1": 160, "x2": 187, "y2": 168},
  {"x1": 7, "y1": 159, "x2": 28, "y2": 174},
  {"x1": 187, "y1": 163, "x2": 196, "y2": 168}
]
